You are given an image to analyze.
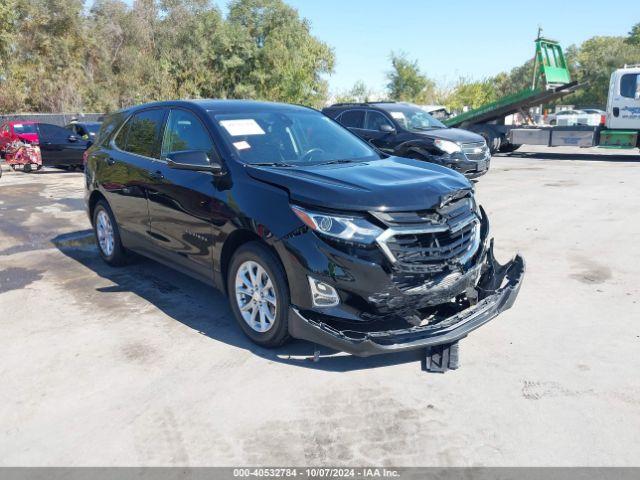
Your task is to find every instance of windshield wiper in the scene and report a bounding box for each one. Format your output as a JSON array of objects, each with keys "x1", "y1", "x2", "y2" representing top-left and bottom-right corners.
[
  {"x1": 249, "y1": 162, "x2": 294, "y2": 167},
  {"x1": 317, "y1": 159, "x2": 356, "y2": 165}
]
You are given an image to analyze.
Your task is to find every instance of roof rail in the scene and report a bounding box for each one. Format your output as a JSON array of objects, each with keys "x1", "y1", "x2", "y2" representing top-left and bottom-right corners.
[
  {"x1": 328, "y1": 101, "x2": 396, "y2": 107},
  {"x1": 622, "y1": 64, "x2": 640, "y2": 69}
]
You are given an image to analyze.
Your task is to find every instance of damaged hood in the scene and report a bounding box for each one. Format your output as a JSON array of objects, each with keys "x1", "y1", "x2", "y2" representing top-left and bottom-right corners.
[
  {"x1": 245, "y1": 156, "x2": 471, "y2": 212},
  {"x1": 414, "y1": 127, "x2": 484, "y2": 144}
]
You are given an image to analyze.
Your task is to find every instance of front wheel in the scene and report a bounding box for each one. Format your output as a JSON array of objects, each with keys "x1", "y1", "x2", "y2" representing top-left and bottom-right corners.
[
  {"x1": 227, "y1": 242, "x2": 291, "y2": 348},
  {"x1": 499, "y1": 143, "x2": 520, "y2": 153}
]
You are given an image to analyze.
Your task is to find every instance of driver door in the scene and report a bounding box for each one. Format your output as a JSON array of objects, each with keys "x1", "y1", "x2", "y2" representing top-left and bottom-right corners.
[
  {"x1": 37, "y1": 123, "x2": 88, "y2": 166},
  {"x1": 147, "y1": 108, "x2": 226, "y2": 281},
  {"x1": 361, "y1": 111, "x2": 397, "y2": 153},
  {"x1": 608, "y1": 71, "x2": 640, "y2": 130}
]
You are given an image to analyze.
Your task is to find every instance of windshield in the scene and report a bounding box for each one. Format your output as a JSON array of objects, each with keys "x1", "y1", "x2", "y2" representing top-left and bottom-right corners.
[
  {"x1": 212, "y1": 110, "x2": 381, "y2": 166},
  {"x1": 377, "y1": 104, "x2": 446, "y2": 130},
  {"x1": 13, "y1": 123, "x2": 37, "y2": 134}
]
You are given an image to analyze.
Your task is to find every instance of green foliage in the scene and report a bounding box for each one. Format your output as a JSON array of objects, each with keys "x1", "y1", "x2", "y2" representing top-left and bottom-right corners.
[
  {"x1": 334, "y1": 80, "x2": 375, "y2": 104},
  {"x1": 386, "y1": 52, "x2": 436, "y2": 103},
  {"x1": 445, "y1": 77, "x2": 497, "y2": 111},
  {"x1": 0, "y1": 0, "x2": 334, "y2": 113},
  {"x1": 566, "y1": 36, "x2": 640, "y2": 107},
  {"x1": 627, "y1": 22, "x2": 640, "y2": 46}
]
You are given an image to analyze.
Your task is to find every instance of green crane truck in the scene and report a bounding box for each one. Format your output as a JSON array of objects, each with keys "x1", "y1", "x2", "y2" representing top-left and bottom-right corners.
[{"x1": 444, "y1": 36, "x2": 640, "y2": 154}]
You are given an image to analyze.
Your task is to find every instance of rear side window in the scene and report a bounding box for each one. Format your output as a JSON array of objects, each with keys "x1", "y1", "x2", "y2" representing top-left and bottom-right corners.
[
  {"x1": 114, "y1": 118, "x2": 131, "y2": 150},
  {"x1": 38, "y1": 123, "x2": 70, "y2": 140},
  {"x1": 121, "y1": 109, "x2": 166, "y2": 158},
  {"x1": 162, "y1": 109, "x2": 215, "y2": 158},
  {"x1": 12, "y1": 123, "x2": 37, "y2": 134},
  {"x1": 338, "y1": 110, "x2": 365, "y2": 129}
]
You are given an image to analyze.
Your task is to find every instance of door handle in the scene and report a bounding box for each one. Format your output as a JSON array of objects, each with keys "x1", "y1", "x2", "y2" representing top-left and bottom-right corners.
[
  {"x1": 150, "y1": 170, "x2": 164, "y2": 180},
  {"x1": 106, "y1": 157, "x2": 116, "y2": 166}
]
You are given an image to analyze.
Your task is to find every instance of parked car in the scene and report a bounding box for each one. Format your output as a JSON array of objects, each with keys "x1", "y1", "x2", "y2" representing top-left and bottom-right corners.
[
  {"x1": 65, "y1": 121, "x2": 102, "y2": 141},
  {"x1": 0, "y1": 121, "x2": 39, "y2": 157},
  {"x1": 84, "y1": 100, "x2": 524, "y2": 359},
  {"x1": 581, "y1": 108, "x2": 606, "y2": 115},
  {"x1": 546, "y1": 108, "x2": 586, "y2": 125},
  {"x1": 322, "y1": 102, "x2": 491, "y2": 179},
  {"x1": 37, "y1": 123, "x2": 91, "y2": 169}
]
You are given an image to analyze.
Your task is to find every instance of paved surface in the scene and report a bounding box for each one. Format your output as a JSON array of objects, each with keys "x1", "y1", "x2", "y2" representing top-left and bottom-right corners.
[{"x1": 1, "y1": 147, "x2": 639, "y2": 466}]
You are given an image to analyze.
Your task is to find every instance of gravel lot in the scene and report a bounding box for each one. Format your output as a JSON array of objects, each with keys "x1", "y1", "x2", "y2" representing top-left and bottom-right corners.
[{"x1": 1, "y1": 147, "x2": 639, "y2": 466}]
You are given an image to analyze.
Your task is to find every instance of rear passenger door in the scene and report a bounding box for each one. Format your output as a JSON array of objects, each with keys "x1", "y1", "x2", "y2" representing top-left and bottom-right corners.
[
  {"x1": 101, "y1": 108, "x2": 168, "y2": 249},
  {"x1": 336, "y1": 109, "x2": 366, "y2": 137}
]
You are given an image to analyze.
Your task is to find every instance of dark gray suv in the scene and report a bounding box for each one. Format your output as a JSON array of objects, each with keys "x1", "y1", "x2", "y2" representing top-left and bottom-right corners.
[{"x1": 323, "y1": 102, "x2": 491, "y2": 179}]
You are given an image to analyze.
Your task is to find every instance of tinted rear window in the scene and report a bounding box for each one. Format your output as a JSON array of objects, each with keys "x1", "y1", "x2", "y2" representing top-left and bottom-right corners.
[
  {"x1": 12, "y1": 123, "x2": 37, "y2": 134},
  {"x1": 338, "y1": 110, "x2": 365, "y2": 128},
  {"x1": 97, "y1": 113, "x2": 126, "y2": 146},
  {"x1": 121, "y1": 109, "x2": 166, "y2": 158}
]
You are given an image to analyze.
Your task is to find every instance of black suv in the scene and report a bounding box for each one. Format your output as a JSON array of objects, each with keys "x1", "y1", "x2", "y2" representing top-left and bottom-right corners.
[
  {"x1": 84, "y1": 100, "x2": 523, "y2": 358},
  {"x1": 323, "y1": 102, "x2": 491, "y2": 178}
]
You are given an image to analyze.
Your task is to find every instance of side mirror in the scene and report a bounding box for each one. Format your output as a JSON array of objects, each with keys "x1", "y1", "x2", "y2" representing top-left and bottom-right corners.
[
  {"x1": 379, "y1": 124, "x2": 396, "y2": 133},
  {"x1": 166, "y1": 150, "x2": 225, "y2": 175}
]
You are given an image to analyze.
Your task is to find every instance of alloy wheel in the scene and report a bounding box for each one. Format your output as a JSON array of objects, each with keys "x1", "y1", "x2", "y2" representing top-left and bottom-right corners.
[
  {"x1": 234, "y1": 260, "x2": 277, "y2": 333},
  {"x1": 96, "y1": 209, "x2": 115, "y2": 257}
]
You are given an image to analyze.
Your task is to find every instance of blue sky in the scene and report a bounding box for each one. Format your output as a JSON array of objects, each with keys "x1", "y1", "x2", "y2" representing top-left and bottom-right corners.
[
  {"x1": 279, "y1": 0, "x2": 637, "y2": 94},
  {"x1": 119, "y1": 0, "x2": 637, "y2": 94}
]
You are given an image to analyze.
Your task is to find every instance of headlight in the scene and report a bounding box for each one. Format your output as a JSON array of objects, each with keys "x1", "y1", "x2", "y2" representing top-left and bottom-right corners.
[
  {"x1": 291, "y1": 206, "x2": 383, "y2": 244},
  {"x1": 434, "y1": 139, "x2": 461, "y2": 154}
]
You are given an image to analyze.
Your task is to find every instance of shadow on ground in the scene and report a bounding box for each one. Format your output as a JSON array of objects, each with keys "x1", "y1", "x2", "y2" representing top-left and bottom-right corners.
[
  {"x1": 495, "y1": 150, "x2": 640, "y2": 163},
  {"x1": 53, "y1": 231, "x2": 422, "y2": 373}
]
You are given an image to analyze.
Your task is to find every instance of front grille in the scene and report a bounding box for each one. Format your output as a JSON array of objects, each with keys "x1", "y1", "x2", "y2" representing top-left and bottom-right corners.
[
  {"x1": 374, "y1": 197, "x2": 481, "y2": 273},
  {"x1": 461, "y1": 141, "x2": 489, "y2": 161}
]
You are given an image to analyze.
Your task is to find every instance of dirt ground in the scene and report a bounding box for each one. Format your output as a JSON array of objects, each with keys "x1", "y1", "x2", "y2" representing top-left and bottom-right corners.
[{"x1": 1, "y1": 147, "x2": 639, "y2": 466}]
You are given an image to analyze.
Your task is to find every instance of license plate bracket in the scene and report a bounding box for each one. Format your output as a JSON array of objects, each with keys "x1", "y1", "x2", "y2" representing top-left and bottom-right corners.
[{"x1": 421, "y1": 341, "x2": 460, "y2": 373}]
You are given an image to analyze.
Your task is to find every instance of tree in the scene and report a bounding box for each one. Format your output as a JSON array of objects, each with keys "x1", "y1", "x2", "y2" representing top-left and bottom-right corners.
[
  {"x1": 222, "y1": 0, "x2": 334, "y2": 106},
  {"x1": 567, "y1": 36, "x2": 640, "y2": 107},
  {"x1": 386, "y1": 52, "x2": 435, "y2": 103},
  {"x1": 445, "y1": 77, "x2": 497, "y2": 111},
  {"x1": 334, "y1": 80, "x2": 375, "y2": 103},
  {"x1": 627, "y1": 22, "x2": 640, "y2": 46}
]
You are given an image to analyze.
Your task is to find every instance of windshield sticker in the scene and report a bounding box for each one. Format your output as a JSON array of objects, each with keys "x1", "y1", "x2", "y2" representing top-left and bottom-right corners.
[
  {"x1": 13, "y1": 123, "x2": 23, "y2": 128},
  {"x1": 233, "y1": 141, "x2": 251, "y2": 150},
  {"x1": 219, "y1": 119, "x2": 265, "y2": 136},
  {"x1": 389, "y1": 112, "x2": 405, "y2": 120}
]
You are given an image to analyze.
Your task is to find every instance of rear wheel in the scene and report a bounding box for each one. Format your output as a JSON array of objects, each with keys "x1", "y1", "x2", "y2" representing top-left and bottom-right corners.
[
  {"x1": 227, "y1": 242, "x2": 290, "y2": 348},
  {"x1": 92, "y1": 200, "x2": 129, "y2": 266}
]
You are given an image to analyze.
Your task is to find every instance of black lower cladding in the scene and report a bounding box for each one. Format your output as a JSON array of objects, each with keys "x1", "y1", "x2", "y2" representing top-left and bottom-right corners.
[{"x1": 287, "y1": 242, "x2": 525, "y2": 357}]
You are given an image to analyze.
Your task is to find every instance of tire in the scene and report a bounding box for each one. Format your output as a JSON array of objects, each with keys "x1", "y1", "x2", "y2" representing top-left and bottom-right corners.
[
  {"x1": 481, "y1": 130, "x2": 501, "y2": 154},
  {"x1": 92, "y1": 200, "x2": 129, "y2": 266},
  {"x1": 23, "y1": 164, "x2": 32, "y2": 173},
  {"x1": 499, "y1": 143, "x2": 520, "y2": 153},
  {"x1": 227, "y1": 241, "x2": 291, "y2": 348}
]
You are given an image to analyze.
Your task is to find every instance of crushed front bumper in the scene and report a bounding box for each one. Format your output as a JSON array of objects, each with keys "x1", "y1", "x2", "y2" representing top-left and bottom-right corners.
[{"x1": 288, "y1": 245, "x2": 525, "y2": 357}]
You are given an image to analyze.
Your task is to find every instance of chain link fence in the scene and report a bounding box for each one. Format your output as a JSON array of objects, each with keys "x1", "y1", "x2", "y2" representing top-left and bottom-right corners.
[{"x1": 0, "y1": 113, "x2": 104, "y2": 127}]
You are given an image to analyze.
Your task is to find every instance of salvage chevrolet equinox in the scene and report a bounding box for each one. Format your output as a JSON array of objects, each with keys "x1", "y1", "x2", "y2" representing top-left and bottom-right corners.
[{"x1": 84, "y1": 100, "x2": 524, "y2": 358}]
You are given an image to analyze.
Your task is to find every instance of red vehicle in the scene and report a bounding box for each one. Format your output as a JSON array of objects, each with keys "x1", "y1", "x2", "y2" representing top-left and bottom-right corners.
[{"x1": 0, "y1": 121, "x2": 39, "y2": 156}]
